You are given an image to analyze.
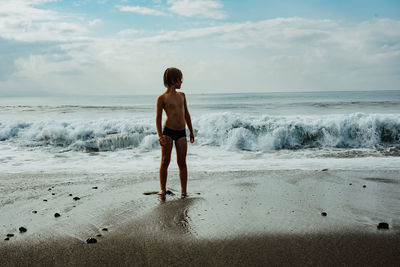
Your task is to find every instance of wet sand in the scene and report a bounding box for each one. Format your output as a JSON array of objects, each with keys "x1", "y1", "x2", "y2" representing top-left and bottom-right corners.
[{"x1": 1, "y1": 169, "x2": 400, "y2": 266}]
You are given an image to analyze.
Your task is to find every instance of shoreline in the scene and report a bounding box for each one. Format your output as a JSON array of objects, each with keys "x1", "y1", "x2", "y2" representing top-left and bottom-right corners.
[{"x1": 1, "y1": 169, "x2": 399, "y2": 266}]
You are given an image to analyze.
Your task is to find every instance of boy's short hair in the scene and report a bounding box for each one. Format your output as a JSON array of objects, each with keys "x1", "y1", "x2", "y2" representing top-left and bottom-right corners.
[{"x1": 163, "y1": 67, "x2": 182, "y2": 88}]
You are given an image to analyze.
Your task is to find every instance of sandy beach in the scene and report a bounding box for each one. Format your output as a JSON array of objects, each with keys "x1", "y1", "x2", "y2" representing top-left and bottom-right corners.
[{"x1": 1, "y1": 169, "x2": 399, "y2": 266}]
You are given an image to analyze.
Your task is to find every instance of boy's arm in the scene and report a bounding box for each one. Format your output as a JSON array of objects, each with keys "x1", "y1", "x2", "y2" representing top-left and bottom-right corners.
[
  {"x1": 156, "y1": 96, "x2": 166, "y2": 146},
  {"x1": 182, "y1": 93, "x2": 194, "y2": 143}
]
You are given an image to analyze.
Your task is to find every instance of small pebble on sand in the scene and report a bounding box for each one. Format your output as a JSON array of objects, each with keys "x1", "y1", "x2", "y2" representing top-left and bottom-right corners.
[
  {"x1": 54, "y1": 213, "x2": 61, "y2": 218},
  {"x1": 321, "y1": 212, "x2": 327, "y2": 216},
  {"x1": 73, "y1": 197, "x2": 80, "y2": 201},
  {"x1": 322, "y1": 168, "x2": 328, "y2": 171},
  {"x1": 4, "y1": 237, "x2": 9, "y2": 241},
  {"x1": 32, "y1": 210, "x2": 37, "y2": 214},
  {"x1": 52, "y1": 193, "x2": 55, "y2": 195},
  {"x1": 92, "y1": 186, "x2": 98, "y2": 189},
  {"x1": 102, "y1": 228, "x2": 108, "y2": 231},
  {"x1": 363, "y1": 185, "x2": 366, "y2": 188},
  {"x1": 69, "y1": 194, "x2": 73, "y2": 196},
  {"x1": 43, "y1": 199, "x2": 48, "y2": 202},
  {"x1": 86, "y1": 238, "x2": 97, "y2": 244},
  {"x1": 96, "y1": 234, "x2": 102, "y2": 237},
  {"x1": 19, "y1": 227, "x2": 27, "y2": 233},
  {"x1": 377, "y1": 222, "x2": 389, "y2": 230},
  {"x1": 7, "y1": 234, "x2": 14, "y2": 237}
]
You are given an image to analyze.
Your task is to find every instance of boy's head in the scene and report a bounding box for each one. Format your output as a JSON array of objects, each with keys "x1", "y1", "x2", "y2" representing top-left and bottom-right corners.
[{"x1": 163, "y1": 67, "x2": 183, "y2": 89}]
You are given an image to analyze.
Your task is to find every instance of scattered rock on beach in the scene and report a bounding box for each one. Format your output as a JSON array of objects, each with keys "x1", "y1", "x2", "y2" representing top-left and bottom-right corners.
[
  {"x1": 19, "y1": 227, "x2": 27, "y2": 233},
  {"x1": 322, "y1": 168, "x2": 328, "y2": 171},
  {"x1": 52, "y1": 193, "x2": 55, "y2": 195},
  {"x1": 349, "y1": 183, "x2": 352, "y2": 185},
  {"x1": 377, "y1": 222, "x2": 389, "y2": 230},
  {"x1": 363, "y1": 185, "x2": 367, "y2": 188},
  {"x1": 4, "y1": 237, "x2": 9, "y2": 241},
  {"x1": 86, "y1": 238, "x2": 97, "y2": 244},
  {"x1": 7, "y1": 234, "x2": 14, "y2": 237},
  {"x1": 32, "y1": 210, "x2": 37, "y2": 214},
  {"x1": 73, "y1": 197, "x2": 80, "y2": 201},
  {"x1": 48, "y1": 188, "x2": 52, "y2": 191},
  {"x1": 69, "y1": 194, "x2": 73, "y2": 196},
  {"x1": 54, "y1": 213, "x2": 61, "y2": 218},
  {"x1": 96, "y1": 234, "x2": 102, "y2": 237},
  {"x1": 43, "y1": 199, "x2": 48, "y2": 202},
  {"x1": 101, "y1": 228, "x2": 108, "y2": 232},
  {"x1": 92, "y1": 186, "x2": 98, "y2": 189},
  {"x1": 321, "y1": 212, "x2": 327, "y2": 217}
]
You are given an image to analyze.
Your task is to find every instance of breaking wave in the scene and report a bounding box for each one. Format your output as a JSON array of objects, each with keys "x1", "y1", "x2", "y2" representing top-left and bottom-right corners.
[{"x1": 0, "y1": 113, "x2": 399, "y2": 152}]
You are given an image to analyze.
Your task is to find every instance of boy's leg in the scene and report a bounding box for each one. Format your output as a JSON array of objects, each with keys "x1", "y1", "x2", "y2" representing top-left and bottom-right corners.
[
  {"x1": 159, "y1": 136, "x2": 173, "y2": 195},
  {"x1": 175, "y1": 137, "x2": 188, "y2": 195}
]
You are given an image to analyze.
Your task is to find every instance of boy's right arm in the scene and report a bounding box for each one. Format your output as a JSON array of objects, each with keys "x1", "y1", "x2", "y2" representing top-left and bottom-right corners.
[{"x1": 156, "y1": 96, "x2": 166, "y2": 146}]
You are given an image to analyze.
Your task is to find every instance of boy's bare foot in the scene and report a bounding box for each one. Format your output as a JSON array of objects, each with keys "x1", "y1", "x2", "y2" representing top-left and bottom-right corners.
[
  {"x1": 181, "y1": 193, "x2": 187, "y2": 198},
  {"x1": 157, "y1": 191, "x2": 166, "y2": 196}
]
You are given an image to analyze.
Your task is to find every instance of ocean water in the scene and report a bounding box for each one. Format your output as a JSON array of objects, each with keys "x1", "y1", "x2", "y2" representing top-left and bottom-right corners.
[{"x1": 1, "y1": 90, "x2": 399, "y2": 173}]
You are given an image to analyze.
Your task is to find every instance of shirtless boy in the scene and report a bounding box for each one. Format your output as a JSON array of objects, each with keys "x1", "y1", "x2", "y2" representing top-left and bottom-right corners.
[{"x1": 156, "y1": 67, "x2": 194, "y2": 197}]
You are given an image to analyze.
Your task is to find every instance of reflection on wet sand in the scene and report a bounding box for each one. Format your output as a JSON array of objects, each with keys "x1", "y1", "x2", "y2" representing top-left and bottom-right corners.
[{"x1": 146, "y1": 197, "x2": 200, "y2": 236}]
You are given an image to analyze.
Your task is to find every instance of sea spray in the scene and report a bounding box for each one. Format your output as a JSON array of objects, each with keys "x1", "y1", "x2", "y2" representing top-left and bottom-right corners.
[{"x1": 0, "y1": 113, "x2": 399, "y2": 152}]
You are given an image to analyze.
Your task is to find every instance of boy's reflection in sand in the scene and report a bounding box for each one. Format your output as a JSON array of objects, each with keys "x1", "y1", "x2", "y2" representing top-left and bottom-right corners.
[{"x1": 153, "y1": 196, "x2": 199, "y2": 235}]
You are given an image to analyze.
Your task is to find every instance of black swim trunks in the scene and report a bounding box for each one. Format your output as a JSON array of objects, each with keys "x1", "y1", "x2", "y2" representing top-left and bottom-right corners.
[{"x1": 162, "y1": 126, "x2": 186, "y2": 141}]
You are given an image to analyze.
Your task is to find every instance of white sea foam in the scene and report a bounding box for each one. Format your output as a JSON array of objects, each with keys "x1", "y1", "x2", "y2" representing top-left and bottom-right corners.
[{"x1": 1, "y1": 113, "x2": 399, "y2": 153}]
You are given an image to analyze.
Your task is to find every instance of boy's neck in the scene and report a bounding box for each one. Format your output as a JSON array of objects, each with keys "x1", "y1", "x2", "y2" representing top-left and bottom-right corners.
[{"x1": 166, "y1": 87, "x2": 177, "y2": 93}]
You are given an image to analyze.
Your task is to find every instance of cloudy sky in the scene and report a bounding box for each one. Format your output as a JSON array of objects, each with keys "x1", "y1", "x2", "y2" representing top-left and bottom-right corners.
[{"x1": 1, "y1": 0, "x2": 400, "y2": 96}]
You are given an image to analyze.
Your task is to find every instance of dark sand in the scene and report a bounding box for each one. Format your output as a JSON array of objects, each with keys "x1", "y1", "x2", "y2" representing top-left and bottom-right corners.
[{"x1": 1, "y1": 169, "x2": 400, "y2": 266}]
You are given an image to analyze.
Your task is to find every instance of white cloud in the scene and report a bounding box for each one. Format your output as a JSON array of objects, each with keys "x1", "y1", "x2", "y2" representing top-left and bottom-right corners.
[
  {"x1": 168, "y1": 0, "x2": 227, "y2": 19},
  {"x1": 89, "y1": 19, "x2": 102, "y2": 27},
  {"x1": 116, "y1": 5, "x2": 166, "y2": 16},
  {"x1": 0, "y1": 0, "x2": 89, "y2": 42},
  {"x1": 117, "y1": 29, "x2": 142, "y2": 37},
  {"x1": 1, "y1": 0, "x2": 399, "y2": 96}
]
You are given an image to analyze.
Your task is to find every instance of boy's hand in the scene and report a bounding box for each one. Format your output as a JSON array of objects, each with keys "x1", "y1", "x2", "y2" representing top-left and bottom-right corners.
[
  {"x1": 190, "y1": 133, "x2": 195, "y2": 143},
  {"x1": 159, "y1": 136, "x2": 167, "y2": 146}
]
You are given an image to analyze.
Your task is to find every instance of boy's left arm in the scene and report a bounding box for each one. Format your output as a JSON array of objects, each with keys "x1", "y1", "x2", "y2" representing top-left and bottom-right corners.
[{"x1": 182, "y1": 93, "x2": 194, "y2": 143}]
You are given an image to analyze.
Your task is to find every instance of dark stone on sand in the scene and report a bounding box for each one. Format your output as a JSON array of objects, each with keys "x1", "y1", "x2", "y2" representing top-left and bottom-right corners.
[
  {"x1": 19, "y1": 227, "x2": 27, "y2": 233},
  {"x1": 73, "y1": 197, "x2": 80, "y2": 201},
  {"x1": 321, "y1": 212, "x2": 327, "y2": 217},
  {"x1": 86, "y1": 238, "x2": 97, "y2": 244},
  {"x1": 43, "y1": 199, "x2": 47, "y2": 202},
  {"x1": 4, "y1": 237, "x2": 9, "y2": 241},
  {"x1": 349, "y1": 183, "x2": 352, "y2": 185},
  {"x1": 102, "y1": 228, "x2": 108, "y2": 231},
  {"x1": 363, "y1": 185, "x2": 366, "y2": 188},
  {"x1": 52, "y1": 193, "x2": 55, "y2": 195},
  {"x1": 32, "y1": 210, "x2": 37, "y2": 214},
  {"x1": 54, "y1": 213, "x2": 61, "y2": 218},
  {"x1": 92, "y1": 186, "x2": 98, "y2": 189},
  {"x1": 48, "y1": 188, "x2": 52, "y2": 191},
  {"x1": 196, "y1": 192, "x2": 201, "y2": 195},
  {"x1": 377, "y1": 222, "x2": 389, "y2": 230},
  {"x1": 52, "y1": 186, "x2": 54, "y2": 188},
  {"x1": 96, "y1": 234, "x2": 102, "y2": 237},
  {"x1": 7, "y1": 234, "x2": 14, "y2": 237},
  {"x1": 69, "y1": 194, "x2": 73, "y2": 196},
  {"x1": 322, "y1": 168, "x2": 328, "y2": 171}
]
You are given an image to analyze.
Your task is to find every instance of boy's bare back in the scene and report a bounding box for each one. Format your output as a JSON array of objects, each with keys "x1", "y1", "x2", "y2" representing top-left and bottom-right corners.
[{"x1": 157, "y1": 92, "x2": 187, "y2": 130}]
